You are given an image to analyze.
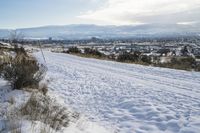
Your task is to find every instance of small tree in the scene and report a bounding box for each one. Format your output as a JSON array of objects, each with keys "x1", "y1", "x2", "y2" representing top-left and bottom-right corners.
[{"x1": 9, "y1": 30, "x2": 24, "y2": 45}]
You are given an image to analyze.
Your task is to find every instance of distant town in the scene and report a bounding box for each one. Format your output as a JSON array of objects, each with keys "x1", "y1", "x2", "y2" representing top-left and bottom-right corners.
[{"x1": 1, "y1": 35, "x2": 200, "y2": 71}]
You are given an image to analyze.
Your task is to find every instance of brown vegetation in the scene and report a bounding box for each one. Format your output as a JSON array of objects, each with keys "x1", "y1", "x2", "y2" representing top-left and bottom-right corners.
[
  {"x1": 21, "y1": 92, "x2": 79, "y2": 131},
  {"x1": 0, "y1": 46, "x2": 46, "y2": 90},
  {"x1": 64, "y1": 47, "x2": 200, "y2": 71}
]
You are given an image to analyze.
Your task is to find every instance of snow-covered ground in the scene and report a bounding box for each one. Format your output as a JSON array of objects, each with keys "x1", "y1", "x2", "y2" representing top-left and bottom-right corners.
[
  {"x1": 35, "y1": 51, "x2": 200, "y2": 133},
  {"x1": 0, "y1": 79, "x2": 109, "y2": 133}
]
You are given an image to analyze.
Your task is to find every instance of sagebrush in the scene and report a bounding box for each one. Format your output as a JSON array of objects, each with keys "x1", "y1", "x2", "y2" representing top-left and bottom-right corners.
[{"x1": 0, "y1": 47, "x2": 46, "y2": 90}]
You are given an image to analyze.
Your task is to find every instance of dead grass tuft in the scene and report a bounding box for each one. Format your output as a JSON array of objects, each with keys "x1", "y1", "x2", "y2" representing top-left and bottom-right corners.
[{"x1": 21, "y1": 92, "x2": 79, "y2": 131}]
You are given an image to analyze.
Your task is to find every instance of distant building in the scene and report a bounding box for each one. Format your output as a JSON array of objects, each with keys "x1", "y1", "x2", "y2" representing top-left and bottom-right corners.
[{"x1": 48, "y1": 37, "x2": 53, "y2": 42}]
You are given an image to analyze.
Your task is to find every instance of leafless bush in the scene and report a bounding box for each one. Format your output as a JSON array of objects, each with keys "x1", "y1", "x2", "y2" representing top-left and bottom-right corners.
[
  {"x1": 67, "y1": 47, "x2": 81, "y2": 54},
  {"x1": 0, "y1": 48, "x2": 47, "y2": 90},
  {"x1": 21, "y1": 92, "x2": 79, "y2": 131},
  {"x1": 9, "y1": 30, "x2": 24, "y2": 45}
]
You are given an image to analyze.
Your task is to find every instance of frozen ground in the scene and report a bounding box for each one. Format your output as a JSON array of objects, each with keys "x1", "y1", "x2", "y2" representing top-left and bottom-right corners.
[
  {"x1": 35, "y1": 51, "x2": 200, "y2": 133},
  {"x1": 0, "y1": 79, "x2": 108, "y2": 133}
]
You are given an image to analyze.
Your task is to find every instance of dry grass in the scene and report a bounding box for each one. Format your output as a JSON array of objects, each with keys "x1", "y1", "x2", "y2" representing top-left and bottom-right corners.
[
  {"x1": 8, "y1": 96, "x2": 16, "y2": 105},
  {"x1": 0, "y1": 50, "x2": 47, "y2": 90},
  {"x1": 0, "y1": 105, "x2": 23, "y2": 133},
  {"x1": 1, "y1": 91, "x2": 79, "y2": 133},
  {"x1": 0, "y1": 120, "x2": 22, "y2": 133},
  {"x1": 1, "y1": 46, "x2": 81, "y2": 132},
  {"x1": 21, "y1": 92, "x2": 79, "y2": 131}
]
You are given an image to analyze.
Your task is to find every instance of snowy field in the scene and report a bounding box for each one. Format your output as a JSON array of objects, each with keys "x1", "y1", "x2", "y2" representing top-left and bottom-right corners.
[
  {"x1": 35, "y1": 51, "x2": 200, "y2": 133},
  {"x1": 0, "y1": 79, "x2": 109, "y2": 133}
]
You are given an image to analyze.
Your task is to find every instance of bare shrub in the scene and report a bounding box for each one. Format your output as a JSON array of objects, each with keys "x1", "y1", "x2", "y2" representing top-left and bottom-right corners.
[
  {"x1": 21, "y1": 92, "x2": 79, "y2": 131},
  {"x1": 156, "y1": 57, "x2": 197, "y2": 71},
  {"x1": 117, "y1": 51, "x2": 141, "y2": 62},
  {"x1": 0, "y1": 47, "x2": 46, "y2": 90},
  {"x1": 67, "y1": 47, "x2": 81, "y2": 54},
  {"x1": 84, "y1": 48, "x2": 104, "y2": 57}
]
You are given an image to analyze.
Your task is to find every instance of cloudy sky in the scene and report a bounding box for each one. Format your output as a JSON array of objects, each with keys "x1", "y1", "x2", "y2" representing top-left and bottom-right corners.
[{"x1": 0, "y1": 0, "x2": 200, "y2": 28}]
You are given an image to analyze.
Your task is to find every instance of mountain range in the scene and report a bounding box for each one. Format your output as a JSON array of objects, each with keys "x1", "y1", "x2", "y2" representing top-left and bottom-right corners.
[{"x1": 0, "y1": 24, "x2": 199, "y2": 40}]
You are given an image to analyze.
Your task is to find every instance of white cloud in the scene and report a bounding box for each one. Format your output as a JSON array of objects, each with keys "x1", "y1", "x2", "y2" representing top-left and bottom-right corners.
[
  {"x1": 177, "y1": 21, "x2": 198, "y2": 25},
  {"x1": 78, "y1": 0, "x2": 200, "y2": 25}
]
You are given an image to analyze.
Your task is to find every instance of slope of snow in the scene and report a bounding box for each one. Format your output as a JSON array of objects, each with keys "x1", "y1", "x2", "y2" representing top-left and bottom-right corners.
[
  {"x1": 35, "y1": 51, "x2": 200, "y2": 133},
  {"x1": 0, "y1": 79, "x2": 109, "y2": 133}
]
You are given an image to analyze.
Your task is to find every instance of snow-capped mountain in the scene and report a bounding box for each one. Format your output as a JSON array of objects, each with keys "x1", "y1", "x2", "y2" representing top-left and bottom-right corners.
[{"x1": 0, "y1": 24, "x2": 200, "y2": 40}]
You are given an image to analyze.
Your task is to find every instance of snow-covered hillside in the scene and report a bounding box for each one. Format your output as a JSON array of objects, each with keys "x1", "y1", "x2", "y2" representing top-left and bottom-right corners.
[
  {"x1": 0, "y1": 79, "x2": 109, "y2": 133},
  {"x1": 1, "y1": 24, "x2": 200, "y2": 39},
  {"x1": 35, "y1": 51, "x2": 200, "y2": 133}
]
